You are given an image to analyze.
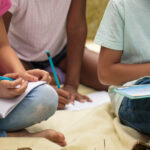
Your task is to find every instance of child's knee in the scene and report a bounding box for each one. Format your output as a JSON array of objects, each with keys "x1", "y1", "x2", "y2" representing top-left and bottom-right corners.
[
  {"x1": 44, "y1": 84, "x2": 58, "y2": 115},
  {"x1": 33, "y1": 84, "x2": 58, "y2": 120},
  {"x1": 0, "y1": 84, "x2": 58, "y2": 131}
]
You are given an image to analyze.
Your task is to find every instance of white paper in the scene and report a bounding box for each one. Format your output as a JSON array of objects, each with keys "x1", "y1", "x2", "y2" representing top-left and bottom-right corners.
[
  {"x1": 65, "y1": 91, "x2": 110, "y2": 111},
  {"x1": 0, "y1": 81, "x2": 46, "y2": 118}
]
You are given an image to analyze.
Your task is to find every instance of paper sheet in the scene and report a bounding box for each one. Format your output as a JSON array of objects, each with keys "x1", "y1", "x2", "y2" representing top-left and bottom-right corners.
[
  {"x1": 0, "y1": 81, "x2": 45, "y2": 118},
  {"x1": 65, "y1": 91, "x2": 110, "y2": 111}
]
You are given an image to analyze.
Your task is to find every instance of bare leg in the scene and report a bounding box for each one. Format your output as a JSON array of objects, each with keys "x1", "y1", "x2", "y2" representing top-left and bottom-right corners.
[
  {"x1": 7, "y1": 129, "x2": 66, "y2": 147},
  {"x1": 80, "y1": 48, "x2": 108, "y2": 90},
  {"x1": 58, "y1": 47, "x2": 108, "y2": 91}
]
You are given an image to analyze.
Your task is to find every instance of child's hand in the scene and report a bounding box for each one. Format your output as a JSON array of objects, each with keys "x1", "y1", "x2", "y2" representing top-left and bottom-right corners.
[
  {"x1": 49, "y1": 73, "x2": 61, "y2": 85},
  {"x1": 26, "y1": 69, "x2": 51, "y2": 84},
  {"x1": 0, "y1": 73, "x2": 28, "y2": 98},
  {"x1": 17, "y1": 71, "x2": 38, "y2": 82},
  {"x1": 15, "y1": 69, "x2": 51, "y2": 84},
  {"x1": 52, "y1": 86, "x2": 69, "y2": 109},
  {"x1": 63, "y1": 85, "x2": 92, "y2": 105}
]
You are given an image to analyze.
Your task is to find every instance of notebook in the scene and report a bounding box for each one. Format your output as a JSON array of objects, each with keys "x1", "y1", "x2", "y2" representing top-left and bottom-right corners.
[
  {"x1": 0, "y1": 81, "x2": 46, "y2": 118},
  {"x1": 114, "y1": 84, "x2": 150, "y2": 99}
]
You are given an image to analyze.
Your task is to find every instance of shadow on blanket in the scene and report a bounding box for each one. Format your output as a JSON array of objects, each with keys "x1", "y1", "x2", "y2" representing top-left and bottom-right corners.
[{"x1": 132, "y1": 143, "x2": 150, "y2": 150}]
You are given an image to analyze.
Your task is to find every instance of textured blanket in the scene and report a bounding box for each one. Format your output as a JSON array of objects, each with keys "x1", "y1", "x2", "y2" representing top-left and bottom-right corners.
[{"x1": 1, "y1": 102, "x2": 150, "y2": 150}]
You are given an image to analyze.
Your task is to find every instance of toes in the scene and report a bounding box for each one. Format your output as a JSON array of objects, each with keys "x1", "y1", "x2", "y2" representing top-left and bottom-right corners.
[
  {"x1": 58, "y1": 141, "x2": 67, "y2": 147},
  {"x1": 52, "y1": 132, "x2": 65, "y2": 143},
  {"x1": 46, "y1": 129, "x2": 65, "y2": 143},
  {"x1": 56, "y1": 140, "x2": 67, "y2": 147},
  {"x1": 56, "y1": 132, "x2": 65, "y2": 140}
]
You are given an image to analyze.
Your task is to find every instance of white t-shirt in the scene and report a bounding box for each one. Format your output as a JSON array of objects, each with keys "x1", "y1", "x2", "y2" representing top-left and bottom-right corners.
[
  {"x1": 8, "y1": 0, "x2": 72, "y2": 61},
  {"x1": 95, "y1": 0, "x2": 150, "y2": 116}
]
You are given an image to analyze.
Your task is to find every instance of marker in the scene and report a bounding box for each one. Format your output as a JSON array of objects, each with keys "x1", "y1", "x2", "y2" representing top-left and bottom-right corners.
[
  {"x1": 0, "y1": 76, "x2": 15, "y2": 81},
  {"x1": 46, "y1": 50, "x2": 61, "y2": 89}
]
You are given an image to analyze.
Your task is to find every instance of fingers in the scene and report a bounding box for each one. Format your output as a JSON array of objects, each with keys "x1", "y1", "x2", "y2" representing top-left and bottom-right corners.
[
  {"x1": 54, "y1": 86, "x2": 92, "y2": 107},
  {"x1": 82, "y1": 95, "x2": 92, "y2": 102},
  {"x1": 57, "y1": 96, "x2": 69, "y2": 110},
  {"x1": 58, "y1": 103, "x2": 66, "y2": 109},
  {"x1": 57, "y1": 89, "x2": 69, "y2": 98},
  {"x1": 48, "y1": 76, "x2": 52, "y2": 84},
  {"x1": 70, "y1": 95, "x2": 75, "y2": 105},
  {"x1": 1, "y1": 80, "x2": 28, "y2": 98},
  {"x1": 76, "y1": 94, "x2": 92, "y2": 102},
  {"x1": 49, "y1": 74, "x2": 57, "y2": 85},
  {"x1": 4, "y1": 72, "x2": 38, "y2": 82},
  {"x1": 1, "y1": 78, "x2": 22, "y2": 89},
  {"x1": 4, "y1": 73, "x2": 19, "y2": 79},
  {"x1": 70, "y1": 94, "x2": 92, "y2": 104},
  {"x1": 53, "y1": 86, "x2": 69, "y2": 98},
  {"x1": 76, "y1": 95, "x2": 85, "y2": 103},
  {"x1": 27, "y1": 69, "x2": 51, "y2": 83},
  {"x1": 53, "y1": 87, "x2": 69, "y2": 109},
  {"x1": 59, "y1": 96, "x2": 69, "y2": 104},
  {"x1": 21, "y1": 72, "x2": 38, "y2": 82},
  {"x1": 41, "y1": 71, "x2": 51, "y2": 83},
  {"x1": 10, "y1": 81, "x2": 28, "y2": 96}
]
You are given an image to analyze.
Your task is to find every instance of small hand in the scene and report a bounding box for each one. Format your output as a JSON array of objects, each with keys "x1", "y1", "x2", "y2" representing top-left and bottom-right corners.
[
  {"x1": 26, "y1": 69, "x2": 51, "y2": 84},
  {"x1": 49, "y1": 73, "x2": 59, "y2": 85},
  {"x1": 52, "y1": 86, "x2": 69, "y2": 109},
  {"x1": 17, "y1": 71, "x2": 38, "y2": 82},
  {"x1": 63, "y1": 85, "x2": 92, "y2": 105},
  {"x1": 0, "y1": 73, "x2": 28, "y2": 98}
]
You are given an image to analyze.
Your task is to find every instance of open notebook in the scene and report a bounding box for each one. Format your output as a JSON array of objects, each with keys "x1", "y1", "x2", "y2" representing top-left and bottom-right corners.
[{"x1": 0, "y1": 81, "x2": 45, "y2": 119}]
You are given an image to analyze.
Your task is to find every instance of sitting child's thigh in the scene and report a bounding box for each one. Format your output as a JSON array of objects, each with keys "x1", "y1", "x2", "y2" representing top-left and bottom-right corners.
[{"x1": 0, "y1": 84, "x2": 58, "y2": 131}]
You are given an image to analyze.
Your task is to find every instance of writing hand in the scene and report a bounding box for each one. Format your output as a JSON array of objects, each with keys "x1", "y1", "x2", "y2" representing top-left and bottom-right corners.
[
  {"x1": 52, "y1": 86, "x2": 69, "y2": 109},
  {"x1": 26, "y1": 69, "x2": 51, "y2": 84},
  {"x1": 0, "y1": 73, "x2": 28, "y2": 98},
  {"x1": 63, "y1": 85, "x2": 92, "y2": 105}
]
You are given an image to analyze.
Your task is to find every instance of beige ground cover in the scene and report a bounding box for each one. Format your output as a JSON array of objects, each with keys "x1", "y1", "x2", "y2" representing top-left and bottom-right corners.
[{"x1": 1, "y1": 85, "x2": 150, "y2": 150}]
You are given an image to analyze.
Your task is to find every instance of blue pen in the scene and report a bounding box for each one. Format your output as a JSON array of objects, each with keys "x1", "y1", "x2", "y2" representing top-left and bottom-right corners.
[
  {"x1": 46, "y1": 50, "x2": 61, "y2": 89},
  {"x1": 0, "y1": 76, "x2": 15, "y2": 81}
]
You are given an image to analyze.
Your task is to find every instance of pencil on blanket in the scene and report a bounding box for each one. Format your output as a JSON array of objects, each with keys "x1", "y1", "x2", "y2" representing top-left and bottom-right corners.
[{"x1": 46, "y1": 50, "x2": 61, "y2": 89}]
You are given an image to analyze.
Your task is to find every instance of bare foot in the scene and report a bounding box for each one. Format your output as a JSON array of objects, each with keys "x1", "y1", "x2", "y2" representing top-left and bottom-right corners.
[{"x1": 7, "y1": 129, "x2": 66, "y2": 147}]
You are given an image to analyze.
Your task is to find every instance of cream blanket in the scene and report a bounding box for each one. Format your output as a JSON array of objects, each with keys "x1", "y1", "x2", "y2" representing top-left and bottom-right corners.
[{"x1": 1, "y1": 103, "x2": 150, "y2": 150}]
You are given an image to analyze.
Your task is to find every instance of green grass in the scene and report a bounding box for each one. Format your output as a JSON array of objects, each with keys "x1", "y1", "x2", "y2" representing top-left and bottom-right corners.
[{"x1": 86, "y1": 0, "x2": 109, "y2": 40}]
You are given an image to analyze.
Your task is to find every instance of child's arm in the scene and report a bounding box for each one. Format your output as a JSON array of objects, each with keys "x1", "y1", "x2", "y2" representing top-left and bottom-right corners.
[
  {"x1": 0, "y1": 17, "x2": 25, "y2": 74},
  {"x1": 65, "y1": 0, "x2": 86, "y2": 88},
  {"x1": 63, "y1": 0, "x2": 91, "y2": 103},
  {"x1": 0, "y1": 17, "x2": 40, "y2": 82},
  {"x1": 98, "y1": 47, "x2": 150, "y2": 86},
  {"x1": 3, "y1": 12, "x2": 12, "y2": 32}
]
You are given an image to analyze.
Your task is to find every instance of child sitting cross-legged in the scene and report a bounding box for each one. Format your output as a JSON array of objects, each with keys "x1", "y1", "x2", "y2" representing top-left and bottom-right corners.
[
  {"x1": 95, "y1": 0, "x2": 150, "y2": 135},
  {"x1": 0, "y1": 0, "x2": 66, "y2": 146}
]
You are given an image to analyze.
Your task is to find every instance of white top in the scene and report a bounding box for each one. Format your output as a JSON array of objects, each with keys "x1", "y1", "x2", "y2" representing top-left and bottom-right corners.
[
  {"x1": 8, "y1": 0, "x2": 72, "y2": 61},
  {"x1": 95, "y1": 0, "x2": 150, "y2": 116}
]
